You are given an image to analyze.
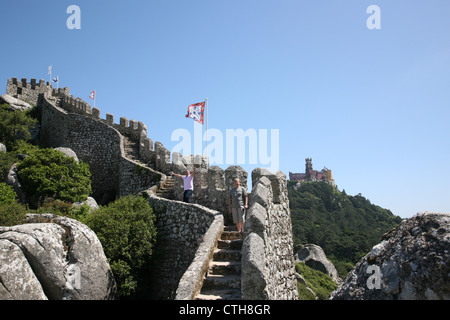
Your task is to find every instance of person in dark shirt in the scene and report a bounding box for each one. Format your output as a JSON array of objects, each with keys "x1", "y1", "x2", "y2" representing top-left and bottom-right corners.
[{"x1": 229, "y1": 178, "x2": 248, "y2": 233}]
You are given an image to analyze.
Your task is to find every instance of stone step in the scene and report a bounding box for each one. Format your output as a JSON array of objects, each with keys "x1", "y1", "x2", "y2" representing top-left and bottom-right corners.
[
  {"x1": 196, "y1": 288, "x2": 241, "y2": 301},
  {"x1": 220, "y1": 231, "x2": 243, "y2": 241},
  {"x1": 157, "y1": 186, "x2": 174, "y2": 193},
  {"x1": 202, "y1": 274, "x2": 241, "y2": 290},
  {"x1": 208, "y1": 260, "x2": 241, "y2": 276},
  {"x1": 217, "y1": 238, "x2": 243, "y2": 250},
  {"x1": 213, "y1": 248, "x2": 241, "y2": 262},
  {"x1": 195, "y1": 225, "x2": 243, "y2": 301}
]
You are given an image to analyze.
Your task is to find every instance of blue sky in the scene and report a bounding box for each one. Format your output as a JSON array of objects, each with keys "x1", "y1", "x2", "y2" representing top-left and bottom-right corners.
[{"x1": 1, "y1": 1, "x2": 449, "y2": 218}]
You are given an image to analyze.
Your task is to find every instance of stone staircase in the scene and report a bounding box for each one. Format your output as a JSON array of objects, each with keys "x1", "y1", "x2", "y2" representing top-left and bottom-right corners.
[
  {"x1": 122, "y1": 135, "x2": 176, "y2": 200},
  {"x1": 195, "y1": 226, "x2": 243, "y2": 300},
  {"x1": 122, "y1": 135, "x2": 141, "y2": 162},
  {"x1": 156, "y1": 175, "x2": 175, "y2": 200}
]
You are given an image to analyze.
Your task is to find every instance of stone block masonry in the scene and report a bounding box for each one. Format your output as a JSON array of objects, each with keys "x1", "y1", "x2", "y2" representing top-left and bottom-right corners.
[
  {"x1": 4, "y1": 77, "x2": 299, "y2": 301},
  {"x1": 6, "y1": 78, "x2": 53, "y2": 106},
  {"x1": 241, "y1": 168, "x2": 299, "y2": 300},
  {"x1": 38, "y1": 93, "x2": 162, "y2": 203},
  {"x1": 146, "y1": 193, "x2": 224, "y2": 300}
]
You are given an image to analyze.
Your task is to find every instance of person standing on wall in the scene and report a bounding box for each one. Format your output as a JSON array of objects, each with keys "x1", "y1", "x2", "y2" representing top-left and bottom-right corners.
[
  {"x1": 171, "y1": 167, "x2": 196, "y2": 203},
  {"x1": 229, "y1": 178, "x2": 248, "y2": 233}
]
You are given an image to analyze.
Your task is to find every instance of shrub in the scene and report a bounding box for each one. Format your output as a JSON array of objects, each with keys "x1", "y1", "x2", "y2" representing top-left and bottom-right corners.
[
  {"x1": 16, "y1": 148, "x2": 92, "y2": 206},
  {"x1": 0, "y1": 201, "x2": 27, "y2": 226},
  {"x1": 37, "y1": 199, "x2": 75, "y2": 216},
  {"x1": 0, "y1": 182, "x2": 17, "y2": 204},
  {"x1": 82, "y1": 195, "x2": 157, "y2": 299},
  {"x1": 295, "y1": 262, "x2": 338, "y2": 300},
  {"x1": 0, "y1": 104, "x2": 38, "y2": 150}
]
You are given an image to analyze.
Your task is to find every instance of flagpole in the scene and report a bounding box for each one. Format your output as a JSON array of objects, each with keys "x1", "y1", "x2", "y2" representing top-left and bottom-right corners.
[{"x1": 205, "y1": 98, "x2": 209, "y2": 169}]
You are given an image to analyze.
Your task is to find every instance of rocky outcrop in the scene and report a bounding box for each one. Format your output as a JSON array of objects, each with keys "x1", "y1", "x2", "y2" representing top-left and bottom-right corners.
[
  {"x1": 295, "y1": 244, "x2": 341, "y2": 284},
  {"x1": 0, "y1": 214, "x2": 117, "y2": 300},
  {"x1": 54, "y1": 147, "x2": 79, "y2": 163},
  {"x1": 5, "y1": 164, "x2": 26, "y2": 203},
  {"x1": 73, "y1": 196, "x2": 100, "y2": 212},
  {"x1": 0, "y1": 94, "x2": 33, "y2": 111},
  {"x1": 330, "y1": 212, "x2": 450, "y2": 300}
]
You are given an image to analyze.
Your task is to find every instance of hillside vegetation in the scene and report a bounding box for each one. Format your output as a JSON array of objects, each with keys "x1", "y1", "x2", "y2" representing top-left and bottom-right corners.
[
  {"x1": 0, "y1": 103, "x2": 157, "y2": 299},
  {"x1": 288, "y1": 180, "x2": 402, "y2": 276}
]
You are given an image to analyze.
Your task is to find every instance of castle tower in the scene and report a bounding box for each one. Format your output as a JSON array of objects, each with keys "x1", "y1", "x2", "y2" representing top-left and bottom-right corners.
[{"x1": 305, "y1": 158, "x2": 313, "y2": 179}]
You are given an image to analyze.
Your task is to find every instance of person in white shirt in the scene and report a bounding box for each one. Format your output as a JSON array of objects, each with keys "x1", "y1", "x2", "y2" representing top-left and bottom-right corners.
[{"x1": 171, "y1": 167, "x2": 196, "y2": 203}]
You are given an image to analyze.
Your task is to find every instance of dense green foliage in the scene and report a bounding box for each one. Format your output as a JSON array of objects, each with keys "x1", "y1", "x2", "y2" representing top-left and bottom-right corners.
[
  {"x1": 0, "y1": 194, "x2": 158, "y2": 300},
  {"x1": 0, "y1": 104, "x2": 37, "y2": 150},
  {"x1": 0, "y1": 102, "x2": 159, "y2": 300},
  {"x1": 0, "y1": 102, "x2": 91, "y2": 208},
  {"x1": 0, "y1": 201, "x2": 27, "y2": 226},
  {"x1": 0, "y1": 182, "x2": 17, "y2": 204},
  {"x1": 289, "y1": 181, "x2": 402, "y2": 276},
  {"x1": 81, "y1": 195, "x2": 158, "y2": 299},
  {"x1": 296, "y1": 262, "x2": 337, "y2": 300},
  {"x1": 16, "y1": 148, "x2": 92, "y2": 206}
]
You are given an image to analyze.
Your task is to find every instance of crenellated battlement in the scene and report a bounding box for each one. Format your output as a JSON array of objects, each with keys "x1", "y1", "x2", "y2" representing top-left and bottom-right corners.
[
  {"x1": 6, "y1": 78, "x2": 53, "y2": 105},
  {"x1": 6, "y1": 77, "x2": 157, "y2": 163}
]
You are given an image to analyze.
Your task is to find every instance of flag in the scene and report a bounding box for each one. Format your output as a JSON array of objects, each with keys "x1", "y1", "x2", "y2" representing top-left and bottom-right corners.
[
  {"x1": 52, "y1": 76, "x2": 59, "y2": 83},
  {"x1": 89, "y1": 91, "x2": 95, "y2": 100},
  {"x1": 48, "y1": 65, "x2": 52, "y2": 74},
  {"x1": 185, "y1": 102, "x2": 205, "y2": 124}
]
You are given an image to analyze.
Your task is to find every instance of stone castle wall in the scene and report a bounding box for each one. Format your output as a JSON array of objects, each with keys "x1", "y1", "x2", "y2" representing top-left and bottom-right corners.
[
  {"x1": 5, "y1": 77, "x2": 298, "y2": 300},
  {"x1": 38, "y1": 95, "x2": 162, "y2": 203},
  {"x1": 241, "y1": 168, "x2": 299, "y2": 300},
  {"x1": 6, "y1": 78, "x2": 52, "y2": 106},
  {"x1": 146, "y1": 193, "x2": 224, "y2": 300}
]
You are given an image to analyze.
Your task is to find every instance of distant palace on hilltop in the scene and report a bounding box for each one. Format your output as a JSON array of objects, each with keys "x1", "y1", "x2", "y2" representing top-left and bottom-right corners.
[{"x1": 289, "y1": 158, "x2": 335, "y2": 186}]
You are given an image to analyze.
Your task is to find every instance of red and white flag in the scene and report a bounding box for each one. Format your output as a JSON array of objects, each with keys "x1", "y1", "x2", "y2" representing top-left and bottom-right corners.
[
  {"x1": 185, "y1": 102, "x2": 205, "y2": 125},
  {"x1": 89, "y1": 91, "x2": 95, "y2": 100}
]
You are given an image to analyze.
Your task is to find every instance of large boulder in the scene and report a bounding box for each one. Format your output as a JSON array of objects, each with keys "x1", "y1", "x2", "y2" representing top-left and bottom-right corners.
[
  {"x1": 0, "y1": 94, "x2": 32, "y2": 111},
  {"x1": 0, "y1": 214, "x2": 117, "y2": 300},
  {"x1": 5, "y1": 164, "x2": 26, "y2": 203},
  {"x1": 73, "y1": 196, "x2": 100, "y2": 212},
  {"x1": 330, "y1": 212, "x2": 450, "y2": 300},
  {"x1": 54, "y1": 147, "x2": 79, "y2": 163},
  {"x1": 295, "y1": 244, "x2": 341, "y2": 284}
]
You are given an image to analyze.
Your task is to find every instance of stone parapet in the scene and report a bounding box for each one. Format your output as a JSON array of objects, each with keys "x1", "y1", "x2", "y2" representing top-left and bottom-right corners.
[
  {"x1": 241, "y1": 168, "x2": 299, "y2": 300},
  {"x1": 145, "y1": 193, "x2": 223, "y2": 300}
]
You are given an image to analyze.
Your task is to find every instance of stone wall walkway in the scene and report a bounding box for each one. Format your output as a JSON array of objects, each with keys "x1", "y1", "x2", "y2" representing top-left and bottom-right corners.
[{"x1": 195, "y1": 226, "x2": 243, "y2": 300}]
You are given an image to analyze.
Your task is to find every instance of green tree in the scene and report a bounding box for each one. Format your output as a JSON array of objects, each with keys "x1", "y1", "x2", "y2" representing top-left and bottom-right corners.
[
  {"x1": 0, "y1": 104, "x2": 37, "y2": 150},
  {"x1": 82, "y1": 195, "x2": 157, "y2": 299},
  {"x1": 0, "y1": 201, "x2": 27, "y2": 226},
  {"x1": 289, "y1": 181, "x2": 402, "y2": 277},
  {"x1": 17, "y1": 148, "x2": 92, "y2": 206},
  {"x1": 0, "y1": 182, "x2": 17, "y2": 204}
]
